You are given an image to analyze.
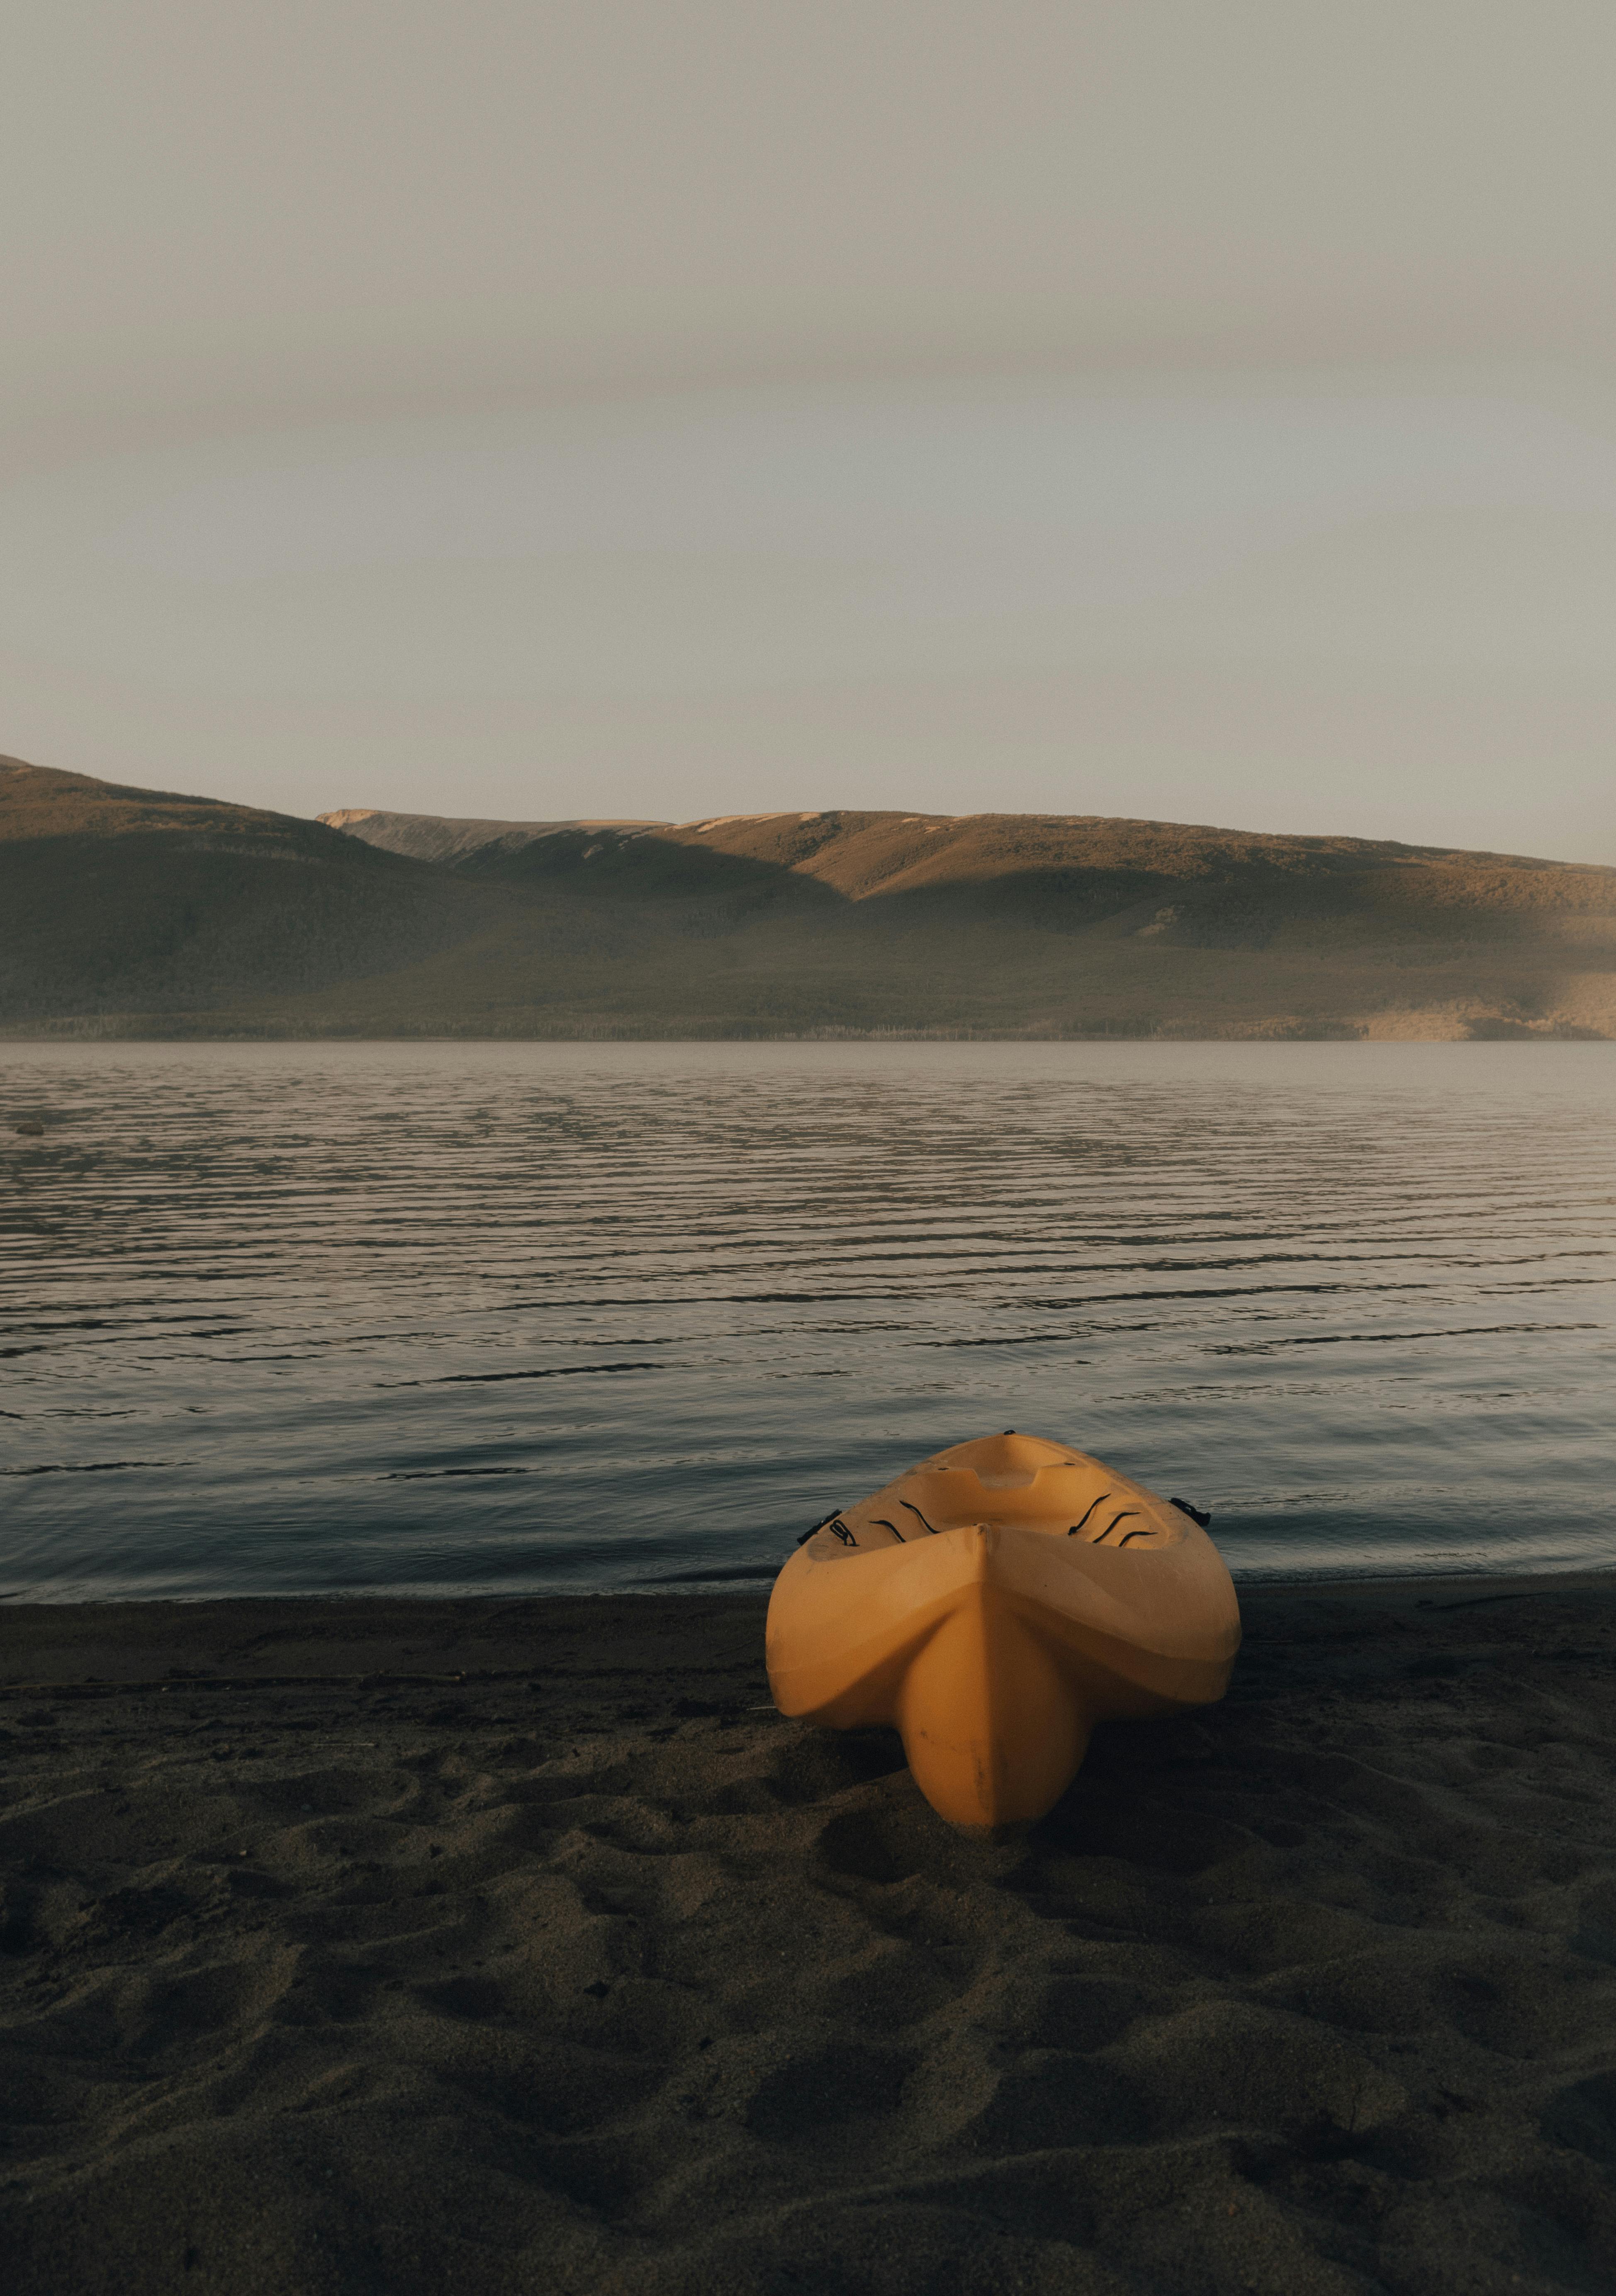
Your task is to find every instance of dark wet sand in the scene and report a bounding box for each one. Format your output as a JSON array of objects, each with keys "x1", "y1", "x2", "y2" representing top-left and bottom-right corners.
[{"x1": 3, "y1": 1577, "x2": 1615, "y2": 2295}]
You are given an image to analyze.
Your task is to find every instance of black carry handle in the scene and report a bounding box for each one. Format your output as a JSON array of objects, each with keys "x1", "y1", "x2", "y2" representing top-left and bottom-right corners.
[
  {"x1": 1168, "y1": 1497, "x2": 1212, "y2": 1529},
  {"x1": 796, "y1": 1512, "x2": 856, "y2": 1549}
]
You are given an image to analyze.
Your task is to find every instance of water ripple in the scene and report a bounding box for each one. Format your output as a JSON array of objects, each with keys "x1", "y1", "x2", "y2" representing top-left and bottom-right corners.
[{"x1": 1, "y1": 1040, "x2": 1612, "y2": 1597}]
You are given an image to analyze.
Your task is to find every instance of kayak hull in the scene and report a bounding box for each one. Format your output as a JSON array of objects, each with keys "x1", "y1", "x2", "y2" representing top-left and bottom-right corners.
[{"x1": 766, "y1": 1433, "x2": 1241, "y2": 1837}]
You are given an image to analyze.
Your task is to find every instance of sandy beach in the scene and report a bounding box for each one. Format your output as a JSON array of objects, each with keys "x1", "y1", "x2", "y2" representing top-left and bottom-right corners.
[{"x1": 2, "y1": 1578, "x2": 1615, "y2": 2295}]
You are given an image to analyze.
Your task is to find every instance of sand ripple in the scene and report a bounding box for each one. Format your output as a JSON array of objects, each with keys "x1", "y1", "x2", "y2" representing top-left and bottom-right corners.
[{"x1": 2, "y1": 1584, "x2": 1615, "y2": 2291}]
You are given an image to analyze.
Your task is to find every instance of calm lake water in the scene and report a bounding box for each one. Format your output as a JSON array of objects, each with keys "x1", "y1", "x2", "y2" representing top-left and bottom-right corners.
[{"x1": 2, "y1": 1041, "x2": 1612, "y2": 1600}]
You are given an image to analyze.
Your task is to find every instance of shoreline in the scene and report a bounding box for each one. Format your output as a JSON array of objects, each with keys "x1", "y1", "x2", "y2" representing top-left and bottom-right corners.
[
  {"x1": 4, "y1": 1571, "x2": 1615, "y2": 2292},
  {"x1": 6, "y1": 1564, "x2": 1616, "y2": 1682},
  {"x1": 9, "y1": 1027, "x2": 1613, "y2": 1045}
]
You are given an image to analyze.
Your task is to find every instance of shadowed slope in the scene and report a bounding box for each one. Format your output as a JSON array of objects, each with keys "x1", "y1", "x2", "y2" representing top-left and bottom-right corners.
[
  {"x1": 320, "y1": 808, "x2": 668, "y2": 866},
  {"x1": 0, "y1": 759, "x2": 500, "y2": 1022},
  {"x1": 7, "y1": 765, "x2": 1616, "y2": 1037},
  {"x1": 311, "y1": 801, "x2": 1616, "y2": 1039}
]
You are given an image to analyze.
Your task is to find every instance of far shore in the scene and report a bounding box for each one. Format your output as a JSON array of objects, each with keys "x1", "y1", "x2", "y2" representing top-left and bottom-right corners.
[{"x1": 7, "y1": 1024, "x2": 1611, "y2": 1044}]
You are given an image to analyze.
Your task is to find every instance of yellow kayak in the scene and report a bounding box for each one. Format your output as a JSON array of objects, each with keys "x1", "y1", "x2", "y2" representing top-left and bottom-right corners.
[{"x1": 766, "y1": 1430, "x2": 1241, "y2": 1837}]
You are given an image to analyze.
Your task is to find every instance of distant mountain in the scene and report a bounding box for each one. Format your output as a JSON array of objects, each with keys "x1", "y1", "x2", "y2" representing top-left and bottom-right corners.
[
  {"x1": 5, "y1": 761, "x2": 1614, "y2": 1037},
  {"x1": 318, "y1": 807, "x2": 667, "y2": 866}
]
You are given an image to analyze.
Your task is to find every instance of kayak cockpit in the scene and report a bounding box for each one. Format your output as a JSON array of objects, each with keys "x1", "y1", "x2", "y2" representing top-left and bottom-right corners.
[{"x1": 802, "y1": 1430, "x2": 1185, "y2": 1557}]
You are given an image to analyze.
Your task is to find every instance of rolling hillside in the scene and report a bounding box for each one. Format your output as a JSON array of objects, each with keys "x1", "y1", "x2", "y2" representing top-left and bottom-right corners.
[
  {"x1": 0, "y1": 757, "x2": 498, "y2": 1024},
  {"x1": 312, "y1": 801, "x2": 1616, "y2": 1040},
  {"x1": 3, "y1": 757, "x2": 1613, "y2": 1037}
]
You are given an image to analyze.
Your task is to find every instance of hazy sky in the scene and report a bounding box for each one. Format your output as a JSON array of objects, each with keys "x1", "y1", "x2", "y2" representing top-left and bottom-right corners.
[{"x1": 4, "y1": 3, "x2": 1615, "y2": 859}]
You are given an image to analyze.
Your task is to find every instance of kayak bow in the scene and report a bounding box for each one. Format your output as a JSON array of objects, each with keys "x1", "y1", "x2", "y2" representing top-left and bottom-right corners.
[{"x1": 766, "y1": 1430, "x2": 1241, "y2": 1837}]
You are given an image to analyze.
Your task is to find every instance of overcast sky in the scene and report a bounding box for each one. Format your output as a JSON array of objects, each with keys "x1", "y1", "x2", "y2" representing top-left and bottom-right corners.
[{"x1": 4, "y1": 3, "x2": 1614, "y2": 859}]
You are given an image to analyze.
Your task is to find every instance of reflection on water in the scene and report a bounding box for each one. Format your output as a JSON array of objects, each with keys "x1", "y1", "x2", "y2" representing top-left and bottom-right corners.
[{"x1": 2, "y1": 1041, "x2": 1612, "y2": 1597}]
